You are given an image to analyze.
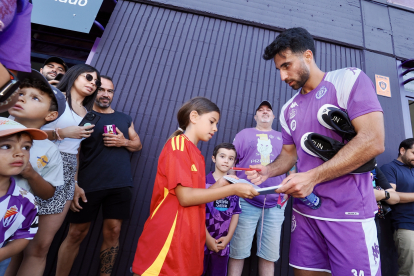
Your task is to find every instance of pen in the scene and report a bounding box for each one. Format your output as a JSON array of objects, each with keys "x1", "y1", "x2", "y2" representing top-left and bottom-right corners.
[{"x1": 231, "y1": 167, "x2": 262, "y2": 172}]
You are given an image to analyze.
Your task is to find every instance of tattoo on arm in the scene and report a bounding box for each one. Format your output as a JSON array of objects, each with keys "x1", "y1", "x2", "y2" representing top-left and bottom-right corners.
[{"x1": 100, "y1": 245, "x2": 119, "y2": 275}]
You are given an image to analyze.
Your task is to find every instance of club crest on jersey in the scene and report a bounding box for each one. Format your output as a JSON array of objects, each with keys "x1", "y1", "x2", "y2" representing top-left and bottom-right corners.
[
  {"x1": 3, "y1": 206, "x2": 19, "y2": 227},
  {"x1": 316, "y1": 86, "x2": 327, "y2": 99},
  {"x1": 290, "y1": 120, "x2": 297, "y2": 131}
]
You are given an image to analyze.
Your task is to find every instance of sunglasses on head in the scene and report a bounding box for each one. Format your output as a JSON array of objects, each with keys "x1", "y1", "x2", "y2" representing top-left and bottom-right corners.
[{"x1": 82, "y1": 73, "x2": 101, "y2": 87}]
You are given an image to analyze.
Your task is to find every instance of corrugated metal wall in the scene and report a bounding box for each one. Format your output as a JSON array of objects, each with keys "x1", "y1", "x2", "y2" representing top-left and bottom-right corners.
[{"x1": 45, "y1": 1, "x2": 364, "y2": 275}]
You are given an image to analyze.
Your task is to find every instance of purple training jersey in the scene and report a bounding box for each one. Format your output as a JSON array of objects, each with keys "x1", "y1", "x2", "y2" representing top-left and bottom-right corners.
[
  {"x1": 233, "y1": 128, "x2": 285, "y2": 208},
  {"x1": 205, "y1": 172, "x2": 241, "y2": 256},
  {"x1": 280, "y1": 68, "x2": 382, "y2": 221},
  {"x1": 0, "y1": 177, "x2": 38, "y2": 247}
]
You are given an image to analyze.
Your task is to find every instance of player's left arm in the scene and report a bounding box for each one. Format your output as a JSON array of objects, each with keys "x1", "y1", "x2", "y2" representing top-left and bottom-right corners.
[
  {"x1": 103, "y1": 122, "x2": 142, "y2": 152},
  {"x1": 277, "y1": 111, "x2": 384, "y2": 197}
]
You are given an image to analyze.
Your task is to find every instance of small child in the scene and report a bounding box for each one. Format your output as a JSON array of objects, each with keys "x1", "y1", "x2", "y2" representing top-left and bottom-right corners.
[
  {"x1": 0, "y1": 119, "x2": 47, "y2": 274},
  {"x1": 203, "y1": 143, "x2": 241, "y2": 276},
  {"x1": 6, "y1": 69, "x2": 67, "y2": 275},
  {"x1": 132, "y1": 97, "x2": 259, "y2": 276}
]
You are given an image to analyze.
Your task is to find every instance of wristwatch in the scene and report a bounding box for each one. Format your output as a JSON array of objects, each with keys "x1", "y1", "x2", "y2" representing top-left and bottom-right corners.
[
  {"x1": 382, "y1": 190, "x2": 390, "y2": 201},
  {"x1": 0, "y1": 68, "x2": 20, "y2": 104}
]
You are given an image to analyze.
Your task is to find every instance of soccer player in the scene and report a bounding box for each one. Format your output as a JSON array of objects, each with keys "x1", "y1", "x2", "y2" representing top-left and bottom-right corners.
[{"x1": 247, "y1": 27, "x2": 385, "y2": 276}]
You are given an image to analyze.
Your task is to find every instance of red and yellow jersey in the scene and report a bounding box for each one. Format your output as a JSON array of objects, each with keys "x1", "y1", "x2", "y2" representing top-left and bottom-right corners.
[{"x1": 133, "y1": 135, "x2": 206, "y2": 276}]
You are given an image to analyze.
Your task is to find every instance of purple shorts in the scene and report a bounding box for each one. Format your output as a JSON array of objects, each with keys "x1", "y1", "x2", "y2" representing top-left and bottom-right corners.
[
  {"x1": 289, "y1": 210, "x2": 381, "y2": 276},
  {"x1": 202, "y1": 251, "x2": 229, "y2": 276}
]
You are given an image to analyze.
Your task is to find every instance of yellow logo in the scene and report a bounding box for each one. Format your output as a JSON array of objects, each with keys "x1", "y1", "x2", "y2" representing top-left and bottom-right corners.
[
  {"x1": 191, "y1": 164, "x2": 197, "y2": 171},
  {"x1": 37, "y1": 155, "x2": 49, "y2": 169}
]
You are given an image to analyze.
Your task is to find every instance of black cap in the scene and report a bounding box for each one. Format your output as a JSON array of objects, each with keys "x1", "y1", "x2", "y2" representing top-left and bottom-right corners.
[
  {"x1": 43, "y1": 57, "x2": 68, "y2": 72},
  {"x1": 256, "y1": 100, "x2": 273, "y2": 112},
  {"x1": 17, "y1": 69, "x2": 66, "y2": 119}
]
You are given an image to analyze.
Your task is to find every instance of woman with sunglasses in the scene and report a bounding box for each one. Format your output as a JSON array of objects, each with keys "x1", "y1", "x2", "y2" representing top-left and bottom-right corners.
[{"x1": 7, "y1": 64, "x2": 102, "y2": 276}]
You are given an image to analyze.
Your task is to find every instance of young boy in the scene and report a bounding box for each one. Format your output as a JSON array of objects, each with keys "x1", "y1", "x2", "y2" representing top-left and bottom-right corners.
[
  {"x1": 5, "y1": 69, "x2": 67, "y2": 275},
  {"x1": 203, "y1": 143, "x2": 241, "y2": 276},
  {"x1": 0, "y1": 118, "x2": 47, "y2": 274}
]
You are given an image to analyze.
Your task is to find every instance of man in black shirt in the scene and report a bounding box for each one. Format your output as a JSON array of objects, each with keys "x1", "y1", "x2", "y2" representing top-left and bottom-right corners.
[{"x1": 56, "y1": 76, "x2": 142, "y2": 276}]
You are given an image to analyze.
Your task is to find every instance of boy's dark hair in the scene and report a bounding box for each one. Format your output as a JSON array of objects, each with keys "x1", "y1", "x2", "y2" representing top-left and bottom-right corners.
[
  {"x1": 398, "y1": 138, "x2": 414, "y2": 156},
  {"x1": 20, "y1": 78, "x2": 58, "y2": 112},
  {"x1": 0, "y1": 132, "x2": 34, "y2": 143},
  {"x1": 213, "y1": 143, "x2": 237, "y2": 158},
  {"x1": 263, "y1": 27, "x2": 316, "y2": 61}
]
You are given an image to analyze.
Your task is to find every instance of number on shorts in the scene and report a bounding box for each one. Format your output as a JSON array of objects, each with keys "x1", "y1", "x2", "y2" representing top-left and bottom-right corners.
[{"x1": 351, "y1": 269, "x2": 364, "y2": 276}]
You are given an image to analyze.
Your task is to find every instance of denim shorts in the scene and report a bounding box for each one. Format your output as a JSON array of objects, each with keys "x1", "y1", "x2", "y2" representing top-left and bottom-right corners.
[{"x1": 229, "y1": 198, "x2": 286, "y2": 262}]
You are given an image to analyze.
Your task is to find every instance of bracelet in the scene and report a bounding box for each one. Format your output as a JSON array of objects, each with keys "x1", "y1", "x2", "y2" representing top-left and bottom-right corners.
[{"x1": 55, "y1": 128, "x2": 63, "y2": 141}]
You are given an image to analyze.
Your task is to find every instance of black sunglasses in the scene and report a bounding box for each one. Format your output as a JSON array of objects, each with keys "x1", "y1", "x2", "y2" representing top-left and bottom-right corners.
[{"x1": 82, "y1": 73, "x2": 101, "y2": 87}]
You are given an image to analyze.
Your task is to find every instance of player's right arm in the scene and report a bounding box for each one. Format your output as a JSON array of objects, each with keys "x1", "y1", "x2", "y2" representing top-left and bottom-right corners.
[{"x1": 247, "y1": 143, "x2": 297, "y2": 185}]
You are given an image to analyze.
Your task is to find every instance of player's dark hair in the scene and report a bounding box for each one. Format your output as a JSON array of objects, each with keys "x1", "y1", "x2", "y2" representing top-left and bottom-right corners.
[
  {"x1": 212, "y1": 143, "x2": 237, "y2": 158},
  {"x1": 168, "y1": 97, "x2": 220, "y2": 140},
  {"x1": 398, "y1": 138, "x2": 414, "y2": 156},
  {"x1": 263, "y1": 27, "x2": 315, "y2": 61},
  {"x1": 57, "y1": 64, "x2": 101, "y2": 111},
  {"x1": 19, "y1": 78, "x2": 58, "y2": 112}
]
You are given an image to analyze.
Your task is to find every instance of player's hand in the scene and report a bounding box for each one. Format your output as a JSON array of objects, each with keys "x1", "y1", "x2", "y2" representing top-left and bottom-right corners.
[
  {"x1": 103, "y1": 127, "x2": 127, "y2": 147},
  {"x1": 233, "y1": 183, "x2": 259, "y2": 199},
  {"x1": 245, "y1": 164, "x2": 269, "y2": 185},
  {"x1": 206, "y1": 234, "x2": 219, "y2": 253},
  {"x1": 71, "y1": 184, "x2": 87, "y2": 212},
  {"x1": 275, "y1": 171, "x2": 317, "y2": 198},
  {"x1": 60, "y1": 125, "x2": 95, "y2": 139},
  {"x1": 216, "y1": 236, "x2": 230, "y2": 251}
]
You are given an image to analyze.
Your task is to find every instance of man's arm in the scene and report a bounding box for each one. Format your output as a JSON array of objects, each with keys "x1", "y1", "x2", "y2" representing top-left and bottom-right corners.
[
  {"x1": 273, "y1": 111, "x2": 384, "y2": 198},
  {"x1": 103, "y1": 122, "x2": 142, "y2": 152},
  {"x1": 390, "y1": 182, "x2": 414, "y2": 203}
]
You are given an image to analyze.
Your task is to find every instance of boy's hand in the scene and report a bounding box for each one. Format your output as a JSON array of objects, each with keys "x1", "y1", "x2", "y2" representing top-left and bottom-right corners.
[
  {"x1": 20, "y1": 161, "x2": 35, "y2": 179},
  {"x1": 216, "y1": 235, "x2": 231, "y2": 251},
  {"x1": 233, "y1": 183, "x2": 259, "y2": 199},
  {"x1": 103, "y1": 127, "x2": 128, "y2": 147},
  {"x1": 71, "y1": 184, "x2": 87, "y2": 212},
  {"x1": 246, "y1": 164, "x2": 269, "y2": 185},
  {"x1": 206, "y1": 234, "x2": 219, "y2": 253},
  {"x1": 61, "y1": 125, "x2": 95, "y2": 139}
]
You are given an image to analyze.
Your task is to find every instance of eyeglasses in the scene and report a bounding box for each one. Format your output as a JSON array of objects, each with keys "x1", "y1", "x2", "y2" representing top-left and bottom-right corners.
[{"x1": 82, "y1": 73, "x2": 101, "y2": 87}]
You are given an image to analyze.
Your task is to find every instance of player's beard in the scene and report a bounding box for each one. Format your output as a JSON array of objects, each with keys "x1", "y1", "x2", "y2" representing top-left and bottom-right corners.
[{"x1": 289, "y1": 60, "x2": 310, "y2": 90}]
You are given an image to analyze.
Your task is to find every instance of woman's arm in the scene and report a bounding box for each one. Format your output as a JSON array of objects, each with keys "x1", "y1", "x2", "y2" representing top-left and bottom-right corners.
[{"x1": 175, "y1": 183, "x2": 258, "y2": 207}]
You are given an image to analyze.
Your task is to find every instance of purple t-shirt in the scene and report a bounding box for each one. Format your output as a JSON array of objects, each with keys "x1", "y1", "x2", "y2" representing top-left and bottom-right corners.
[
  {"x1": 280, "y1": 67, "x2": 382, "y2": 221},
  {"x1": 0, "y1": 1, "x2": 32, "y2": 72},
  {"x1": 0, "y1": 177, "x2": 38, "y2": 247},
  {"x1": 205, "y1": 172, "x2": 241, "y2": 256},
  {"x1": 233, "y1": 128, "x2": 285, "y2": 208}
]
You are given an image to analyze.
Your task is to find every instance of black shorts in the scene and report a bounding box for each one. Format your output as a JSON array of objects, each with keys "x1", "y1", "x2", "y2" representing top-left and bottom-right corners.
[{"x1": 68, "y1": 187, "x2": 132, "y2": 224}]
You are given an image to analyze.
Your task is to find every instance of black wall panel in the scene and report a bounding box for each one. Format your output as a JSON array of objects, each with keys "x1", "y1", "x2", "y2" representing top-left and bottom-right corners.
[{"x1": 44, "y1": 1, "x2": 377, "y2": 275}]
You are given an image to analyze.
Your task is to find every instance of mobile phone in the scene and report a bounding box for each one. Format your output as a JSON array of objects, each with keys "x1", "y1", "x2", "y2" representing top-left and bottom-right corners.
[
  {"x1": 78, "y1": 112, "x2": 100, "y2": 130},
  {"x1": 54, "y1": 73, "x2": 64, "y2": 81}
]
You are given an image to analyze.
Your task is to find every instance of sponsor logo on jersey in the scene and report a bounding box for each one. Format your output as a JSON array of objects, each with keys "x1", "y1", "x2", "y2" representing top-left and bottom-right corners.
[
  {"x1": 3, "y1": 206, "x2": 18, "y2": 227},
  {"x1": 277, "y1": 136, "x2": 281, "y2": 140},
  {"x1": 291, "y1": 214, "x2": 296, "y2": 232},
  {"x1": 290, "y1": 120, "x2": 297, "y2": 131},
  {"x1": 191, "y1": 164, "x2": 197, "y2": 171},
  {"x1": 37, "y1": 155, "x2": 49, "y2": 169},
  {"x1": 290, "y1": 102, "x2": 298, "y2": 109},
  {"x1": 345, "y1": 212, "x2": 359, "y2": 215},
  {"x1": 372, "y1": 243, "x2": 380, "y2": 264},
  {"x1": 316, "y1": 86, "x2": 327, "y2": 99},
  {"x1": 289, "y1": 109, "x2": 297, "y2": 119}
]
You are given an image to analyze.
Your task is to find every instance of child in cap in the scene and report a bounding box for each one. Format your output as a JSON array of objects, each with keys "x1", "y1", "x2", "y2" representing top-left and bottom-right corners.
[
  {"x1": 5, "y1": 69, "x2": 67, "y2": 275},
  {"x1": 0, "y1": 118, "x2": 47, "y2": 274},
  {"x1": 203, "y1": 143, "x2": 241, "y2": 276}
]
